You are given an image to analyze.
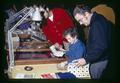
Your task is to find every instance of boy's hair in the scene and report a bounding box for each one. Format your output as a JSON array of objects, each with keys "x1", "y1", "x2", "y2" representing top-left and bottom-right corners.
[
  {"x1": 63, "y1": 27, "x2": 78, "y2": 38},
  {"x1": 73, "y1": 4, "x2": 91, "y2": 16}
]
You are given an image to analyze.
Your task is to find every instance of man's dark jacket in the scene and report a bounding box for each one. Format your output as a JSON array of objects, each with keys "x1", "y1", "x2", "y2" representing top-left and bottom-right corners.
[{"x1": 84, "y1": 12, "x2": 111, "y2": 63}]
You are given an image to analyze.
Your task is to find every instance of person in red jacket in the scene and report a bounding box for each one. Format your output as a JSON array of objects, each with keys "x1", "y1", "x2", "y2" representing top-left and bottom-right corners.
[{"x1": 40, "y1": 5, "x2": 75, "y2": 48}]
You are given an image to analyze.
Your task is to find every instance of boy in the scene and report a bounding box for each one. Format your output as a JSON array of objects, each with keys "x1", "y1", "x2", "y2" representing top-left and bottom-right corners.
[{"x1": 50, "y1": 27, "x2": 86, "y2": 70}]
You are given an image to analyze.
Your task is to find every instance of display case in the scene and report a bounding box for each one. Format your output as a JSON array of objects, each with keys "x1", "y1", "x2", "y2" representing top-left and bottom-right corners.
[{"x1": 5, "y1": 6, "x2": 67, "y2": 79}]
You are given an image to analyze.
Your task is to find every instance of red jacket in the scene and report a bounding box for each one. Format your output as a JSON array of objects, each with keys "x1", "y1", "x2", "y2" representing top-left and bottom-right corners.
[{"x1": 42, "y1": 8, "x2": 74, "y2": 45}]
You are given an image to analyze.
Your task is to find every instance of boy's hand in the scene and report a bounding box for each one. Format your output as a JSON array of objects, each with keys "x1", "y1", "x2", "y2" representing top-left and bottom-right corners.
[{"x1": 54, "y1": 43, "x2": 65, "y2": 51}]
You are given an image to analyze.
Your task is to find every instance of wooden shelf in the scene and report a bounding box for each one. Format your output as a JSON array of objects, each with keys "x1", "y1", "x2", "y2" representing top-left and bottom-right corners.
[
  {"x1": 15, "y1": 57, "x2": 67, "y2": 65},
  {"x1": 14, "y1": 48, "x2": 50, "y2": 52},
  {"x1": 7, "y1": 39, "x2": 67, "y2": 66},
  {"x1": 7, "y1": 40, "x2": 50, "y2": 52}
]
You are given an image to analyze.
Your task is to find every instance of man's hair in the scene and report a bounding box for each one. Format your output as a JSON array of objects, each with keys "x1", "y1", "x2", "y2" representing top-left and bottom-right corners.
[
  {"x1": 73, "y1": 5, "x2": 91, "y2": 16},
  {"x1": 63, "y1": 27, "x2": 78, "y2": 38}
]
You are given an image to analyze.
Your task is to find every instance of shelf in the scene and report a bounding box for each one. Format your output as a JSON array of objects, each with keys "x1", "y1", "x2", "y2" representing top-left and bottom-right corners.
[
  {"x1": 15, "y1": 57, "x2": 67, "y2": 65},
  {"x1": 14, "y1": 48, "x2": 50, "y2": 52},
  {"x1": 7, "y1": 39, "x2": 67, "y2": 66},
  {"x1": 7, "y1": 40, "x2": 50, "y2": 52}
]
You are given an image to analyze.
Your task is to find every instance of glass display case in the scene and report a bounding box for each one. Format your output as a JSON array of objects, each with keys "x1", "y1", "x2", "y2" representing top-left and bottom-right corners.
[{"x1": 5, "y1": 6, "x2": 66, "y2": 74}]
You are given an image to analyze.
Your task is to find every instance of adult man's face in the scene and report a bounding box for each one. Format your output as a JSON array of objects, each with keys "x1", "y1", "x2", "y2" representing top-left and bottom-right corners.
[
  {"x1": 43, "y1": 10, "x2": 49, "y2": 19},
  {"x1": 74, "y1": 13, "x2": 90, "y2": 26}
]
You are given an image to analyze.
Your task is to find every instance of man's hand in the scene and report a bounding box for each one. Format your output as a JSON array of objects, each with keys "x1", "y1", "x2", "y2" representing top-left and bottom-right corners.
[{"x1": 75, "y1": 58, "x2": 86, "y2": 67}]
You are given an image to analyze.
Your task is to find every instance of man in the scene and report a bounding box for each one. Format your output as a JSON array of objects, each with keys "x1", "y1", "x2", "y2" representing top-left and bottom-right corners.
[
  {"x1": 73, "y1": 5, "x2": 111, "y2": 79},
  {"x1": 40, "y1": 5, "x2": 74, "y2": 47}
]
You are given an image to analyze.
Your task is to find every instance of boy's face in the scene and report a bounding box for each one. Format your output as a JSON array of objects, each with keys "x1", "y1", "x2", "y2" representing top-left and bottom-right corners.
[{"x1": 65, "y1": 34, "x2": 76, "y2": 44}]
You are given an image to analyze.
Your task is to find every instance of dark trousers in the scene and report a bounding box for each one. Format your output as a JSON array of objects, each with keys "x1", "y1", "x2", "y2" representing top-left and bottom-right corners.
[{"x1": 90, "y1": 60, "x2": 108, "y2": 79}]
